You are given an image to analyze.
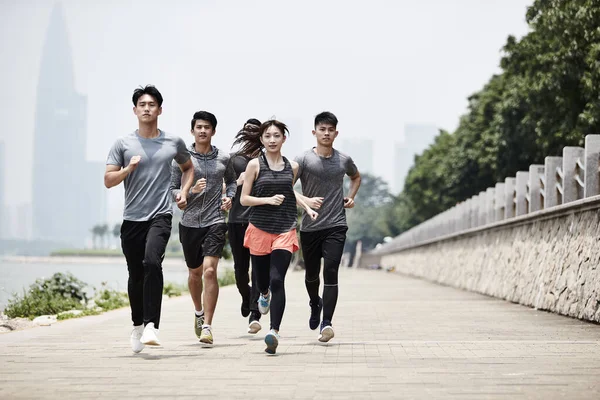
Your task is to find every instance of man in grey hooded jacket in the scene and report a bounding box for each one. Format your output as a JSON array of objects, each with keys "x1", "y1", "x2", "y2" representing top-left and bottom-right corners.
[{"x1": 170, "y1": 111, "x2": 236, "y2": 345}]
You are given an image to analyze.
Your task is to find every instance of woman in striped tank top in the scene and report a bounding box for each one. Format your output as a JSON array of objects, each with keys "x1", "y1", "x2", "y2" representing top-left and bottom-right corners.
[{"x1": 240, "y1": 119, "x2": 318, "y2": 354}]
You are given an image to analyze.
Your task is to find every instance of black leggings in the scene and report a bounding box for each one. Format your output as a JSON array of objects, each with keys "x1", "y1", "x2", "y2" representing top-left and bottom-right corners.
[
  {"x1": 301, "y1": 226, "x2": 348, "y2": 323},
  {"x1": 252, "y1": 250, "x2": 292, "y2": 331}
]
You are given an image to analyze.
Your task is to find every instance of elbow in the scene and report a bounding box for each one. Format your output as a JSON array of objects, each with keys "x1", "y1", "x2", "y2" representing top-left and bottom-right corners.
[
  {"x1": 104, "y1": 176, "x2": 112, "y2": 189},
  {"x1": 240, "y1": 196, "x2": 249, "y2": 207}
]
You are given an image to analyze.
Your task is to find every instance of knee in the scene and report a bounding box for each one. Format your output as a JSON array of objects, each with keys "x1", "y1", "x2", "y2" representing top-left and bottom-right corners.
[
  {"x1": 270, "y1": 278, "x2": 284, "y2": 293},
  {"x1": 305, "y1": 270, "x2": 319, "y2": 282},
  {"x1": 188, "y1": 267, "x2": 203, "y2": 282},
  {"x1": 143, "y1": 260, "x2": 162, "y2": 275},
  {"x1": 323, "y1": 261, "x2": 339, "y2": 285},
  {"x1": 203, "y1": 267, "x2": 217, "y2": 281}
]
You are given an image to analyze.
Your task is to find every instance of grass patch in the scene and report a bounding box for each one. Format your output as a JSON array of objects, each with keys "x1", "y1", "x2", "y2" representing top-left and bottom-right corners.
[
  {"x1": 94, "y1": 283, "x2": 129, "y2": 311},
  {"x1": 218, "y1": 269, "x2": 236, "y2": 287},
  {"x1": 56, "y1": 309, "x2": 101, "y2": 320},
  {"x1": 163, "y1": 282, "x2": 186, "y2": 298}
]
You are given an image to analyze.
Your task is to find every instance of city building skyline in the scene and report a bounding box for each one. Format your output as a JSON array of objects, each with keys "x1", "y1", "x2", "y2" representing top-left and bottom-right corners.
[
  {"x1": 31, "y1": 3, "x2": 105, "y2": 245},
  {"x1": 0, "y1": 141, "x2": 5, "y2": 239},
  {"x1": 392, "y1": 124, "x2": 439, "y2": 194}
]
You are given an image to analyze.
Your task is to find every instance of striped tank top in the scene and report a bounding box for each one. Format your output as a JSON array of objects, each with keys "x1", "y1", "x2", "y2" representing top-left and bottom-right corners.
[{"x1": 249, "y1": 154, "x2": 297, "y2": 234}]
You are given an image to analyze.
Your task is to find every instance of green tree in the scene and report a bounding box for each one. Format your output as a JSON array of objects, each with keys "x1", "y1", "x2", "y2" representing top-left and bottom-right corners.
[
  {"x1": 90, "y1": 225, "x2": 102, "y2": 249},
  {"x1": 344, "y1": 173, "x2": 394, "y2": 253},
  {"x1": 394, "y1": 0, "x2": 600, "y2": 233},
  {"x1": 97, "y1": 224, "x2": 109, "y2": 249}
]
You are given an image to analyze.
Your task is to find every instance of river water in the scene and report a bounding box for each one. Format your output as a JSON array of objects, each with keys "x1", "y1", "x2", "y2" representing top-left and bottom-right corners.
[{"x1": 0, "y1": 256, "x2": 233, "y2": 310}]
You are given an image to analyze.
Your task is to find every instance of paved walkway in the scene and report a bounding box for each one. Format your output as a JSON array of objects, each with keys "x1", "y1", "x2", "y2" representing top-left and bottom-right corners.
[{"x1": 1, "y1": 268, "x2": 599, "y2": 399}]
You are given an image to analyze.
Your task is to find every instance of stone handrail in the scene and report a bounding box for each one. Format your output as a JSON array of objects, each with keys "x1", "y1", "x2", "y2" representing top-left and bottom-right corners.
[{"x1": 374, "y1": 134, "x2": 600, "y2": 254}]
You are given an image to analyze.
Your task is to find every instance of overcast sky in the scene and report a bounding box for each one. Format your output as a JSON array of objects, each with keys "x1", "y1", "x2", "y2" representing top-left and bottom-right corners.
[{"x1": 0, "y1": 0, "x2": 532, "y2": 223}]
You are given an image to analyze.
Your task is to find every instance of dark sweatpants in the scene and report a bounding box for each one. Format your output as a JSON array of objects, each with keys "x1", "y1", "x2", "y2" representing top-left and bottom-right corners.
[
  {"x1": 229, "y1": 223, "x2": 260, "y2": 319},
  {"x1": 120, "y1": 213, "x2": 172, "y2": 328}
]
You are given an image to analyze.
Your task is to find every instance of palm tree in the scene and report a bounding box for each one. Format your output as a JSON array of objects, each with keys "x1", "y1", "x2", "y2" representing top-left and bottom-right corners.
[
  {"x1": 90, "y1": 225, "x2": 103, "y2": 249},
  {"x1": 113, "y1": 223, "x2": 121, "y2": 247},
  {"x1": 98, "y1": 224, "x2": 109, "y2": 248}
]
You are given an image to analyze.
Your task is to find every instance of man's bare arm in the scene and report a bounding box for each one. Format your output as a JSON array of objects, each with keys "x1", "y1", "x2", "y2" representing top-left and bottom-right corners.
[{"x1": 104, "y1": 155, "x2": 141, "y2": 188}]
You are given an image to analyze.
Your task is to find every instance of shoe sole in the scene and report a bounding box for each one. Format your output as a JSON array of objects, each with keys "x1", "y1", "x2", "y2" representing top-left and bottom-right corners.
[
  {"x1": 199, "y1": 336, "x2": 213, "y2": 345},
  {"x1": 248, "y1": 322, "x2": 262, "y2": 334},
  {"x1": 141, "y1": 338, "x2": 161, "y2": 346},
  {"x1": 264, "y1": 334, "x2": 278, "y2": 354},
  {"x1": 318, "y1": 327, "x2": 334, "y2": 343},
  {"x1": 131, "y1": 343, "x2": 145, "y2": 353}
]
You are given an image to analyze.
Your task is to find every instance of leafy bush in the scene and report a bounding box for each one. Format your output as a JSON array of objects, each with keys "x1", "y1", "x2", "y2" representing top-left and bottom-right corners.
[
  {"x1": 4, "y1": 274, "x2": 130, "y2": 319},
  {"x1": 4, "y1": 290, "x2": 83, "y2": 319},
  {"x1": 94, "y1": 282, "x2": 128, "y2": 311},
  {"x1": 163, "y1": 282, "x2": 185, "y2": 297},
  {"x1": 30, "y1": 272, "x2": 89, "y2": 303}
]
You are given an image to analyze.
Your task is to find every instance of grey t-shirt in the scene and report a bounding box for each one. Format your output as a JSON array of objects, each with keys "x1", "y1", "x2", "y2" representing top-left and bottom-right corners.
[
  {"x1": 170, "y1": 145, "x2": 236, "y2": 228},
  {"x1": 228, "y1": 153, "x2": 252, "y2": 224},
  {"x1": 106, "y1": 130, "x2": 190, "y2": 221},
  {"x1": 295, "y1": 148, "x2": 358, "y2": 232}
]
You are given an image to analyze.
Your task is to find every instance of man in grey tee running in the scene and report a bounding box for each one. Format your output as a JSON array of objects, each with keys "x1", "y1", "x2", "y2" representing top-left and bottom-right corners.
[
  {"x1": 105, "y1": 85, "x2": 193, "y2": 352},
  {"x1": 295, "y1": 111, "x2": 361, "y2": 343},
  {"x1": 170, "y1": 111, "x2": 236, "y2": 345}
]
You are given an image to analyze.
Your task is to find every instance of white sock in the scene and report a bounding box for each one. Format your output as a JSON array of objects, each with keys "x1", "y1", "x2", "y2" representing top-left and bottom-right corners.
[
  {"x1": 195, "y1": 310, "x2": 204, "y2": 317},
  {"x1": 202, "y1": 324, "x2": 211, "y2": 329}
]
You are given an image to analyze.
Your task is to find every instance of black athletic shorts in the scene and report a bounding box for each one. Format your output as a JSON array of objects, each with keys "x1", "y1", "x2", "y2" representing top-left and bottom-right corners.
[
  {"x1": 179, "y1": 223, "x2": 227, "y2": 269},
  {"x1": 300, "y1": 225, "x2": 348, "y2": 269}
]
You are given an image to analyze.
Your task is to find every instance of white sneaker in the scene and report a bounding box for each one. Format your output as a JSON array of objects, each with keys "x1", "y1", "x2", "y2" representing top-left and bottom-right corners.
[
  {"x1": 248, "y1": 320, "x2": 262, "y2": 334},
  {"x1": 258, "y1": 291, "x2": 271, "y2": 315},
  {"x1": 140, "y1": 322, "x2": 161, "y2": 346},
  {"x1": 130, "y1": 325, "x2": 145, "y2": 353}
]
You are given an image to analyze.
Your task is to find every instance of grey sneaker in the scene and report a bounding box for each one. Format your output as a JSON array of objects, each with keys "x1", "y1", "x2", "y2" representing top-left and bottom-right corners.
[
  {"x1": 194, "y1": 313, "x2": 205, "y2": 339},
  {"x1": 258, "y1": 291, "x2": 271, "y2": 315},
  {"x1": 264, "y1": 329, "x2": 280, "y2": 354},
  {"x1": 199, "y1": 325, "x2": 213, "y2": 344}
]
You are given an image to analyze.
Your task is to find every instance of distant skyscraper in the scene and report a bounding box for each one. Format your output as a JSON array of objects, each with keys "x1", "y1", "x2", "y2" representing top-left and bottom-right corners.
[
  {"x1": 0, "y1": 141, "x2": 5, "y2": 238},
  {"x1": 393, "y1": 124, "x2": 439, "y2": 194},
  {"x1": 32, "y1": 4, "x2": 105, "y2": 245},
  {"x1": 279, "y1": 116, "x2": 308, "y2": 160},
  {"x1": 336, "y1": 138, "x2": 374, "y2": 174}
]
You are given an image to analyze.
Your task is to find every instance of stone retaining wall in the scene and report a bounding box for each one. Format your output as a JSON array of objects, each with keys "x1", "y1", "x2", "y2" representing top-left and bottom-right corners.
[{"x1": 378, "y1": 199, "x2": 600, "y2": 323}]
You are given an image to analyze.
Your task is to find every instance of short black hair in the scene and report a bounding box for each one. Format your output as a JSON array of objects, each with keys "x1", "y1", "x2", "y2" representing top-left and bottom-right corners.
[
  {"x1": 132, "y1": 85, "x2": 163, "y2": 107},
  {"x1": 191, "y1": 111, "x2": 217, "y2": 130},
  {"x1": 245, "y1": 118, "x2": 262, "y2": 126},
  {"x1": 314, "y1": 111, "x2": 338, "y2": 128}
]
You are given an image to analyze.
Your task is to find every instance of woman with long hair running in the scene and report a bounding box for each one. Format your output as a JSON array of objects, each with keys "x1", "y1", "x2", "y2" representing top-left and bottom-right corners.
[
  {"x1": 228, "y1": 119, "x2": 264, "y2": 334},
  {"x1": 240, "y1": 119, "x2": 317, "y2": 354}
]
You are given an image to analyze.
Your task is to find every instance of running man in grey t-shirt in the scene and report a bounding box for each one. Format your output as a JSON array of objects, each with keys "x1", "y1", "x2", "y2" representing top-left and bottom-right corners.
[
  {"x1": 295, "y1": 111, "x2": 361, "y2": 343},
  {"x1": 169, "y1": 111, "x2": 236, "y2": 345},
  {"x1": 105, "y1": 85, "x2": 193, "y2": 352}
]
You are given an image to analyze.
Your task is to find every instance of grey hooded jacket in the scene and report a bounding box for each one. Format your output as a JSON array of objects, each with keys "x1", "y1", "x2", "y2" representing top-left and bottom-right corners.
[{"x1": 170, "y1": 144, "x2": 236, "y2": 228}]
